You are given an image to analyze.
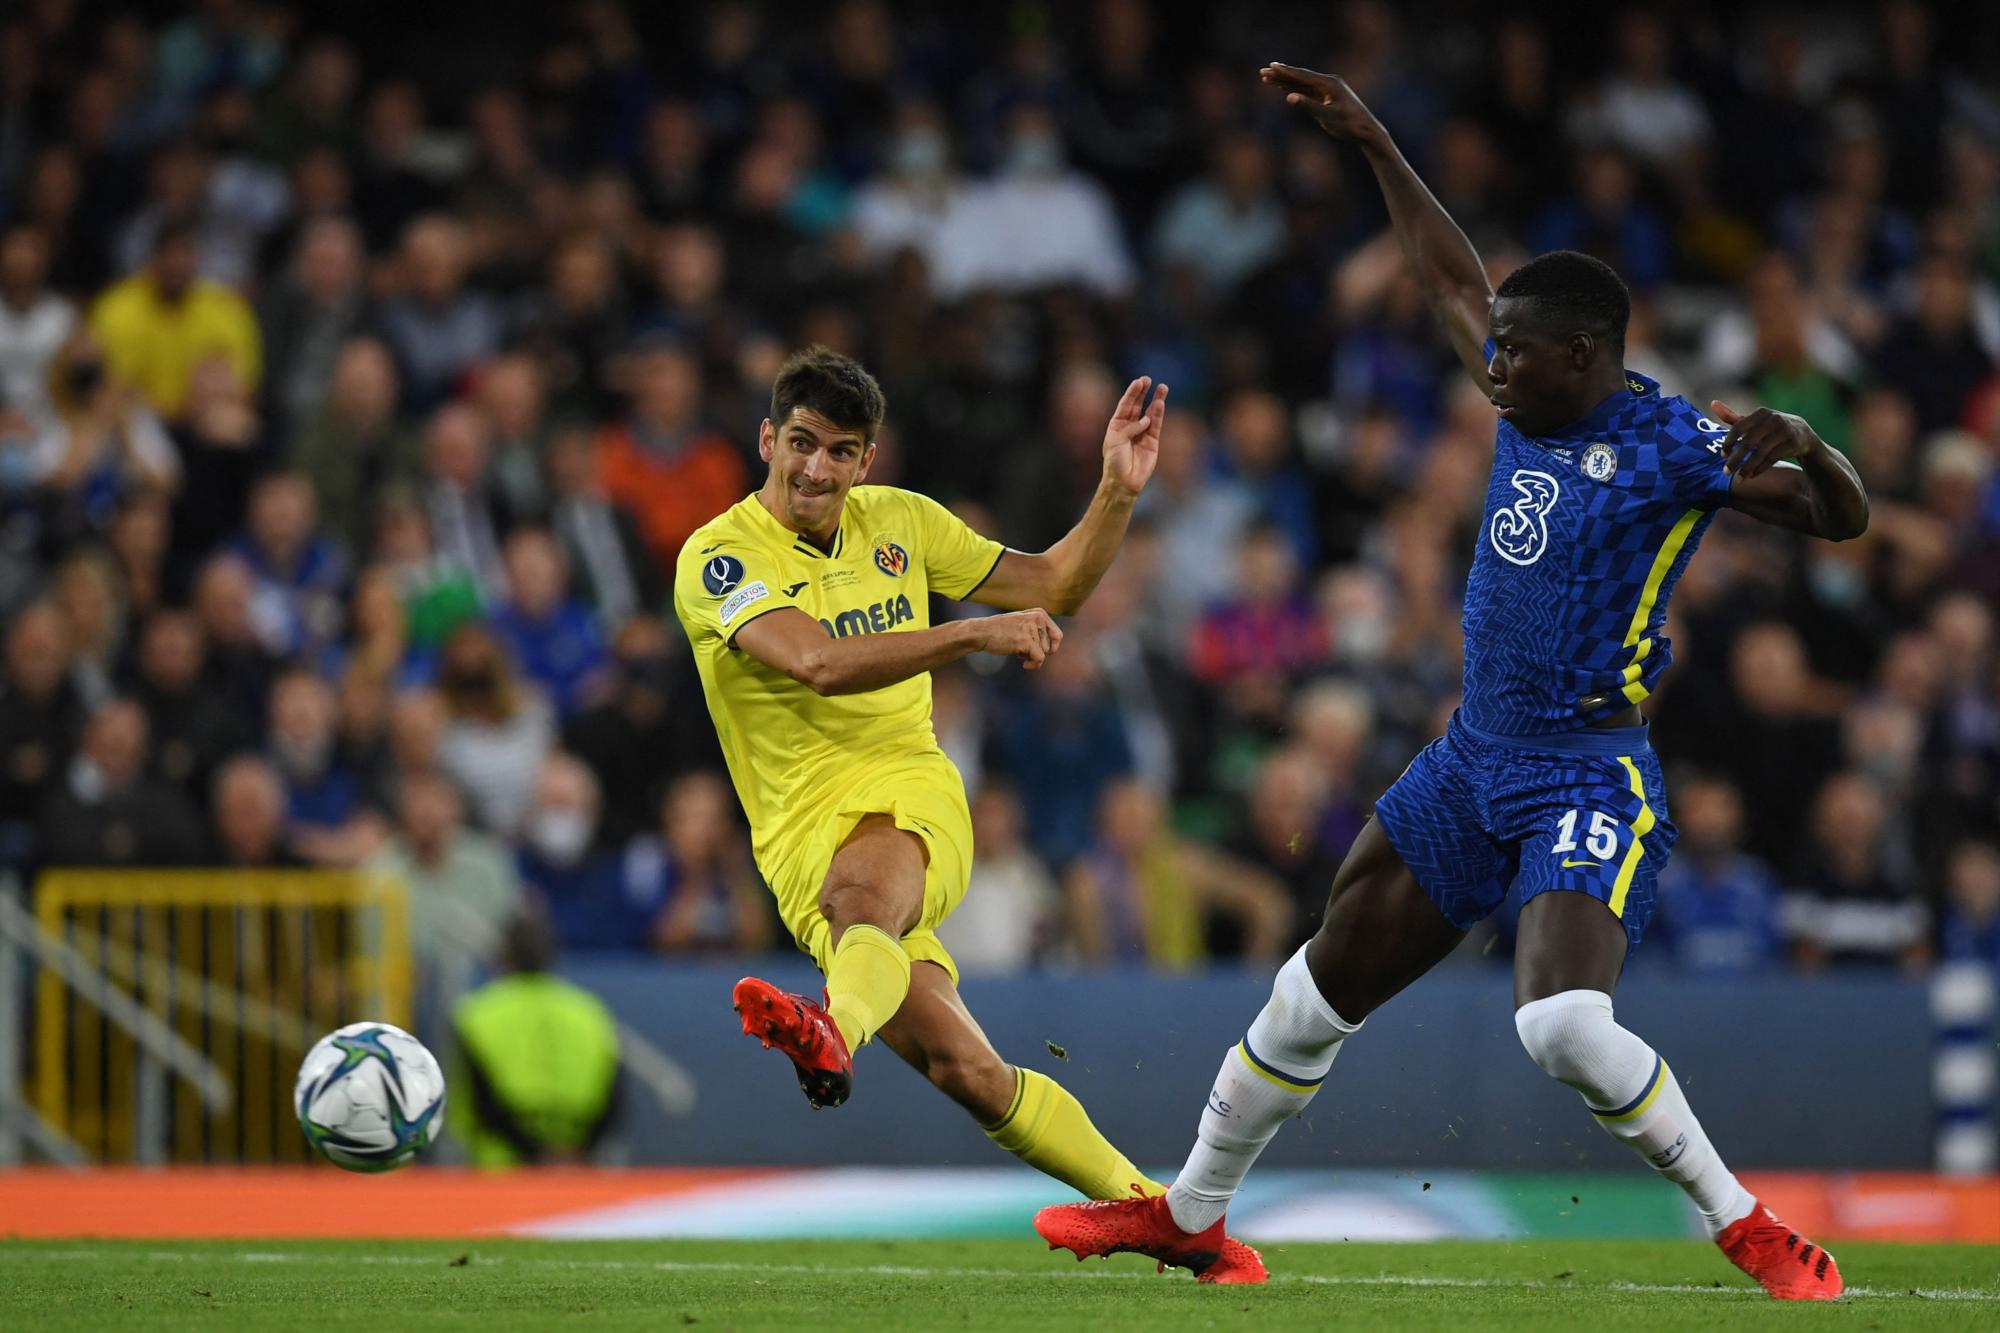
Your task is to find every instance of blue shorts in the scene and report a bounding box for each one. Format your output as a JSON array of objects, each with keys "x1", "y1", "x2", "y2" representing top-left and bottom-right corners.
[{"x1": 1372, "y1": 711, "x2": 1677, "y2": 950}]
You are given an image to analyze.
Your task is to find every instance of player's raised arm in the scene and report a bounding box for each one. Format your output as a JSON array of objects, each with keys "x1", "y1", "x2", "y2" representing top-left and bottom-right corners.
[
  {"x1": 1262, "y1": 62, "x2": 1494, "y2": 393},
  {"x1": 1711, "y1": 399, "x2": 1869, "y2": 541},
  {"x1": 732, "y1": 603, "x2": 1063, "y2": 696},
  {"x1": 972, "y1": 376, "x2": 1166, "y2": 615}
]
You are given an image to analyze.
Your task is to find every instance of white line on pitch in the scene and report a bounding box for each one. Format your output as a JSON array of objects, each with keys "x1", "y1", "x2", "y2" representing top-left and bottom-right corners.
[{"x1": 1, "y1": 1246, "x2": 1994, "y2": 1303}]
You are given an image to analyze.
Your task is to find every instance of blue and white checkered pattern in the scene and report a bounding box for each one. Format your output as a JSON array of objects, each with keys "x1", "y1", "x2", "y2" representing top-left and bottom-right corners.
[
  {"x1": 1374, "y1": 713, "x2": 1678, "y2": 950},
  {"x1": 1461, "y1": 369, "x2": 1735, "y2": 736}
]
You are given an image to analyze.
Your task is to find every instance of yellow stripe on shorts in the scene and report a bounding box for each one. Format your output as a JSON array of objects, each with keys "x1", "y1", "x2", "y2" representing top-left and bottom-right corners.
[{"x1": 1609, "y1": 756, "x2": 1657, "y2": 918}]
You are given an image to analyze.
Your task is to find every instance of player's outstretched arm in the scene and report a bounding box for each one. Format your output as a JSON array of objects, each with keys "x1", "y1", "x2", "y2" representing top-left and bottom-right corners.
[
  {"x1": 732, "y1": 605, "x2": 1063, "y2": 696},
  {"x1": 1713, "y1": 399, "x2": 1869, "y2": 541},
  {"x1": 973, "y1": 376, "x2": 1166, "y2": 615},
  {"x1": 1261, "y1": 62, "x2": 1494, "y2": 393}
]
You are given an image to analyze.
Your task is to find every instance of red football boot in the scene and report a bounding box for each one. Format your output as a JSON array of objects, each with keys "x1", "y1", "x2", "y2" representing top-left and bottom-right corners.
[
  {"x1": 1716, "y1": 1200, "x2": 1844, "y2": 1301},
  {"x1": 1033, "y1": 1194, "x2": 1268, "y2": 1285},
  {"x1": 732, "y1": 976, "x2": 853, "y2": 1109}
]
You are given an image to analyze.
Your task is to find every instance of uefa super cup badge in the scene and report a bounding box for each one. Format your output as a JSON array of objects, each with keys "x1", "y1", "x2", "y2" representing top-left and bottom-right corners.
[{"x1": 1581, "y1": 443, "x2": 1618, "y2": 483}]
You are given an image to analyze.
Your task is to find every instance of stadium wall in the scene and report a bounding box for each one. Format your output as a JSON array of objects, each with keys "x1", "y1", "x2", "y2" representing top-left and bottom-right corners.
[{"x1": 572, "y1": 959, "x2": 1934, "y2": 1171}]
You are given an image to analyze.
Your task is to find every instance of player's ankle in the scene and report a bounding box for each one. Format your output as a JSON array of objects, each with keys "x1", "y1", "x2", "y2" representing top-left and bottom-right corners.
[{"x1": 1164, "y1": 1184, "x2": 1226, "y2": 1235}]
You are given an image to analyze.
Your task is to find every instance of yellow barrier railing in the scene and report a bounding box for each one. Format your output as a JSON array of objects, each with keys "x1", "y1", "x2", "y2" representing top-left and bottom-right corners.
[{"x1": 33, "y1": 869, "x2": 409, "y2": 1164}]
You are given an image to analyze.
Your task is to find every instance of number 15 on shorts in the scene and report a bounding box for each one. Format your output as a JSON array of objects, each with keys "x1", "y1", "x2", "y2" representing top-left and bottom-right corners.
[{"x1": 1551, "y1": 808, "x2": 1619, "y2": 864}]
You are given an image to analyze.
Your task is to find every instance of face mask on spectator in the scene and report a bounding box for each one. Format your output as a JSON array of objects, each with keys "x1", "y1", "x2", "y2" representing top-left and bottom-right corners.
[
  {"x1": 1807, "y1": 557, "x2": 1866, "y2": 610},
  {"x1": 1004, "y1": 131, "x2": 1063, "y2": 177},
  {"x1": 1337, "y1": 611, "x2": 1392, "y2": 665},
  {"x1": 527, "y1": 806, "x2": 592, "y2": 866},
  {"x1": 891, "y1": 128, "x2": 947, "y2": 179},
  {"x1": 68, "y1": 754, "x2": 107, "y2": 803}
]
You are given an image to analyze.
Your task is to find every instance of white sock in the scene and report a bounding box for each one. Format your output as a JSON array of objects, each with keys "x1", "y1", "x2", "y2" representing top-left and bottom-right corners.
[
  {"x1": 1515, "y1": 989, "x2": 1756, "y2": 1238},
  {"x1": 1166, "y1": 945, "x2": 1360, "y2": 1233}
]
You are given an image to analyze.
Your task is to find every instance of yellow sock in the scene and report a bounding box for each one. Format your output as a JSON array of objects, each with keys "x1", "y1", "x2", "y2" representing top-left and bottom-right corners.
[
  {"x1": 824, "y1": 924, "x2": 911, "y2": 1052},
  {"x1": 983, "y1": 1067, "x2": 1164, "y2": 1200}
]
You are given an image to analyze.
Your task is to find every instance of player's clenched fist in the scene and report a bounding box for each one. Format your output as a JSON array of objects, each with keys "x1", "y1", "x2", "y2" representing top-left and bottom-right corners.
[
  {"x1": 976, "y1": 609, "x2": 1064, "y2": 669},
  {"x1": 1260, "y1": 63, "x2": 1386, "y2": 145}
]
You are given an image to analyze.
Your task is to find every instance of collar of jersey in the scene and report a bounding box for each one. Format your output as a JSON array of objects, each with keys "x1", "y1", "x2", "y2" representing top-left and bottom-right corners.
[
  {"x1": 742, "y1": 491, "x2": 846, "y2": 559},
  {"x1": 1527, "y1": 368, "x2": 1659, "y2": 444}
]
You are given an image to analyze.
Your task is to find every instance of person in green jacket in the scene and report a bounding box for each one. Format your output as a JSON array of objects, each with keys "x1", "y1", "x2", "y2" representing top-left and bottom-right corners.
[{"x1": 448, "y1": 910, "x2": 622, "y2": 1167}]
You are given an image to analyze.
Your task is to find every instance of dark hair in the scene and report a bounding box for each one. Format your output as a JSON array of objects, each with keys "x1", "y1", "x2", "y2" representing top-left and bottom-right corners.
[
  {"x1": 500, "y1": 908, "x2": 558, "y2": 974},
  {"x1": 1495, "y1": 249, "x2": 1631, "y2": 349},
  {"x1": 770, "y1": 345, "x2": 886, "y2": 439}
]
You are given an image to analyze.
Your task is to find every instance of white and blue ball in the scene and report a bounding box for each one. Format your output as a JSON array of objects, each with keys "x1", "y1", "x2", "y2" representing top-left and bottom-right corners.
[{"x1": 294, "y1": 1021, "x2": 446, "y2": 1172}]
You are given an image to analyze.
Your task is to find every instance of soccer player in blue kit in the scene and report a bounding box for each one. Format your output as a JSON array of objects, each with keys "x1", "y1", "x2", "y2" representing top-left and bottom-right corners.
[{"x1": 1035, "y1": 64, "x2": 1868, "y2": 1298}]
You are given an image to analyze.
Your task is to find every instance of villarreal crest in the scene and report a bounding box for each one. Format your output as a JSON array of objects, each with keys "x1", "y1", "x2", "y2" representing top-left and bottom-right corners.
[{"x1": 873, "y1": 539, "x2": 910, "y2": 578}]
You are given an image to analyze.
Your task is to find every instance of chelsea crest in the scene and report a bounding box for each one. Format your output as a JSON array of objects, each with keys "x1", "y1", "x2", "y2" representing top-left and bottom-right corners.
[{"x1": 1581, "y1": 442, "x2": 1618, "y2": 483}]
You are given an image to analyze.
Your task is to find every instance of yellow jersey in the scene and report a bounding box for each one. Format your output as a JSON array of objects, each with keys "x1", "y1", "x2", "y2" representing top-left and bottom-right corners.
[{"x1": 673, "y1": 487, "x2": 1004, "y2": 875}]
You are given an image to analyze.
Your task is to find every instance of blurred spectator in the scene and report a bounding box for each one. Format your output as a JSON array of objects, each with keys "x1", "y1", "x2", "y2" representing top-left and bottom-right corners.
[
  {"x1": 936, "y1": 103, "x2": 1135, "y2": 299},
  {"x1": 1872, "y1": 252, "x2": 1996, "y2": 436},
  {"x1": 1138, "y1": 410, "x2": 1255, "y2": 645},
  {"x1": 625, "y1": 770, "x2": 769, "y2": 954},
  {"x1": 437, "y1": 622, "x2": 553, "y2": 836},
  {"x1": 563, "y1": 614, "x2": 718, "y2": 843},
  {"x1": 1527, "y1": 147, "x2": 1671, "y2": 291},
  {"x1": 293, "y1": 337, "x2": 417, "y2": 557},
  {"x1": 259, "y1": 214, "x2": 370, "y2": 434},
  {"x1": 38, "y1": 697, "x2": 201, "y2": 867},
  {"x1": 491, "y1": 526, "x2": 609, "y2": 721},
  {"x1": 476, "y1": 354, "x2": 556, "y2": 522},
  {"x1": 0, "y1": 225, "x2": 77, "y2": 422},
  {"x1": 995, "y1": 634, "x2": 1134, "y2": 871},
  {"x1": 1663, "y1": 621, "x2": 1843, "y2": 867},
  {"x1": 230, "y1": 471, "x2": 346, "y2": 659},
  {"x1": 1652, "y1": 774, "x2": 1785, "y2": 974},
  {"x1": 31, "y1": 333, "x2": 179, "y2": 537},
  {"x1": 267, "y1": 668, "x2": 381, "y2": 867},
  {"x1": 132, "y1": 609, "x2": 252, "y2": 802},
  {"x1": 320, "y1": 564, "x2": 437, "y2": 693},
  {"x1": 1226, "y1": 745, "x2": 1343, "y2": 945},
  {"x1": 937, "y1": 783, "x2": 1060, "y2": 973},
  {"x1": 208, "y1": 755, "x2": 298, "y2": 869},
  {"x1": 544, "y1": 425, "x2": 658, "y2": 623},
  {"x1": 594, "y1": 337, "x2": 744, "y2": 571},
  {"x1": 507, "y1": 237, "x2": 629, "y2": 429},
  {"x1": 88, "y1": 220, "x2": 260, "y2": 424},
  {"x1": 192, "y1": 552, "x2": 280, "y2": 715},
  {"x1": 1785, "y1": 771, "x2": 1929, "y2": 972},
  {"x1": 449, "y1": 910, "x2": 622, "y2": 1167},
  {"x1": 377, "y1": 215, "x2": 501, "y2": 411},
  {"x1": 167, "y1": 356, "x2": 262, "y2": 570},
  {"x1": 0, "y1": 603, "x2": 83, "y2": 864},
  {"x1": 1152, "y1": 132, "x2": 1284, "y2": 297},
  {"x1": 1213, "y1": 388, "x2": 1318, "y2": 568},
  {"x1": 1575, "y1": 10, "x2": 1709, "y2": 176},
  {"x1": 1064, "y1": 777, "x2": 1290, "y2": 969},
  {"x1": 515, "y1": 750, "x2": 631, "y2": 949},
  {"x1": 420, "y1": 401, "x2": 513, "y2": 602},
  {"x1": 849, "y1": 101, "x2": 968, "y2": 270},
  {"x1": 371, "y1": 768, "x2": 523, "y2": 969},
  {"x1": 1190, "y1": 524, "x2": 1328, "y2": 698},
  {"x1": 1939, "y1": 840, "x2": 2000, "y2": 967}
]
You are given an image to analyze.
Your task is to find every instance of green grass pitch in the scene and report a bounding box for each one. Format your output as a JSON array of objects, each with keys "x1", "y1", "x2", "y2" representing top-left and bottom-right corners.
[{"x1": 2, "y1": 1238, "x2": 1993, "y2": 1330}]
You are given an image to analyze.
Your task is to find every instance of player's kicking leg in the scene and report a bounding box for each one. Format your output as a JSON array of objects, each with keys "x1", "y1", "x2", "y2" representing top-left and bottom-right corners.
[
  {"x1": 1035, "y1": 819, "x2": 1464, "y2": 1282},
  {"x1": 734, "y1": 817, "x2": 1234, "y2": 1223},
  {"x1": 734, "y1": 815, "x2": 928, "y2": 1108},
  {"x1": 1512, "y1": 890, "x2": 1842, "y2": 1300}
]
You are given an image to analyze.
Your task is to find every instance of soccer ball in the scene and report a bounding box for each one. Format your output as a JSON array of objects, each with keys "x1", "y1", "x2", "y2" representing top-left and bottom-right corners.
[{"x1": 294, "y1": 1021, "x2": 446, "y2": 1172}]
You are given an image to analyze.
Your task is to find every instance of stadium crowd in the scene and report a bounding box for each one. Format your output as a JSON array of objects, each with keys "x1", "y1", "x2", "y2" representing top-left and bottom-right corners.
[{"x1": 0, "y1": 0, "x2": 1996, "y2": 982}]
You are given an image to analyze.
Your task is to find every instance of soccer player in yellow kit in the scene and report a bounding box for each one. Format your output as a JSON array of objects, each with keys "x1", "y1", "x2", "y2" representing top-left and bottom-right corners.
[{"x1": 674, "y1": 348, "x2": 1248, "y2": 1255}]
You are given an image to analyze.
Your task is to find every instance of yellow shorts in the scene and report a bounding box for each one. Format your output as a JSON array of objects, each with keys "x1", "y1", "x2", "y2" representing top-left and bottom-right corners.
[{"x1": 762, "y1": 757, "x2": 973, "y2": 986}]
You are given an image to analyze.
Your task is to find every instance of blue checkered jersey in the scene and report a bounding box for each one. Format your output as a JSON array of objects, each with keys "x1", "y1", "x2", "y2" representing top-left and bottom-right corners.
[{"x1": 1460, "y1": 368, "x2": 1736, "y2": 736}]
